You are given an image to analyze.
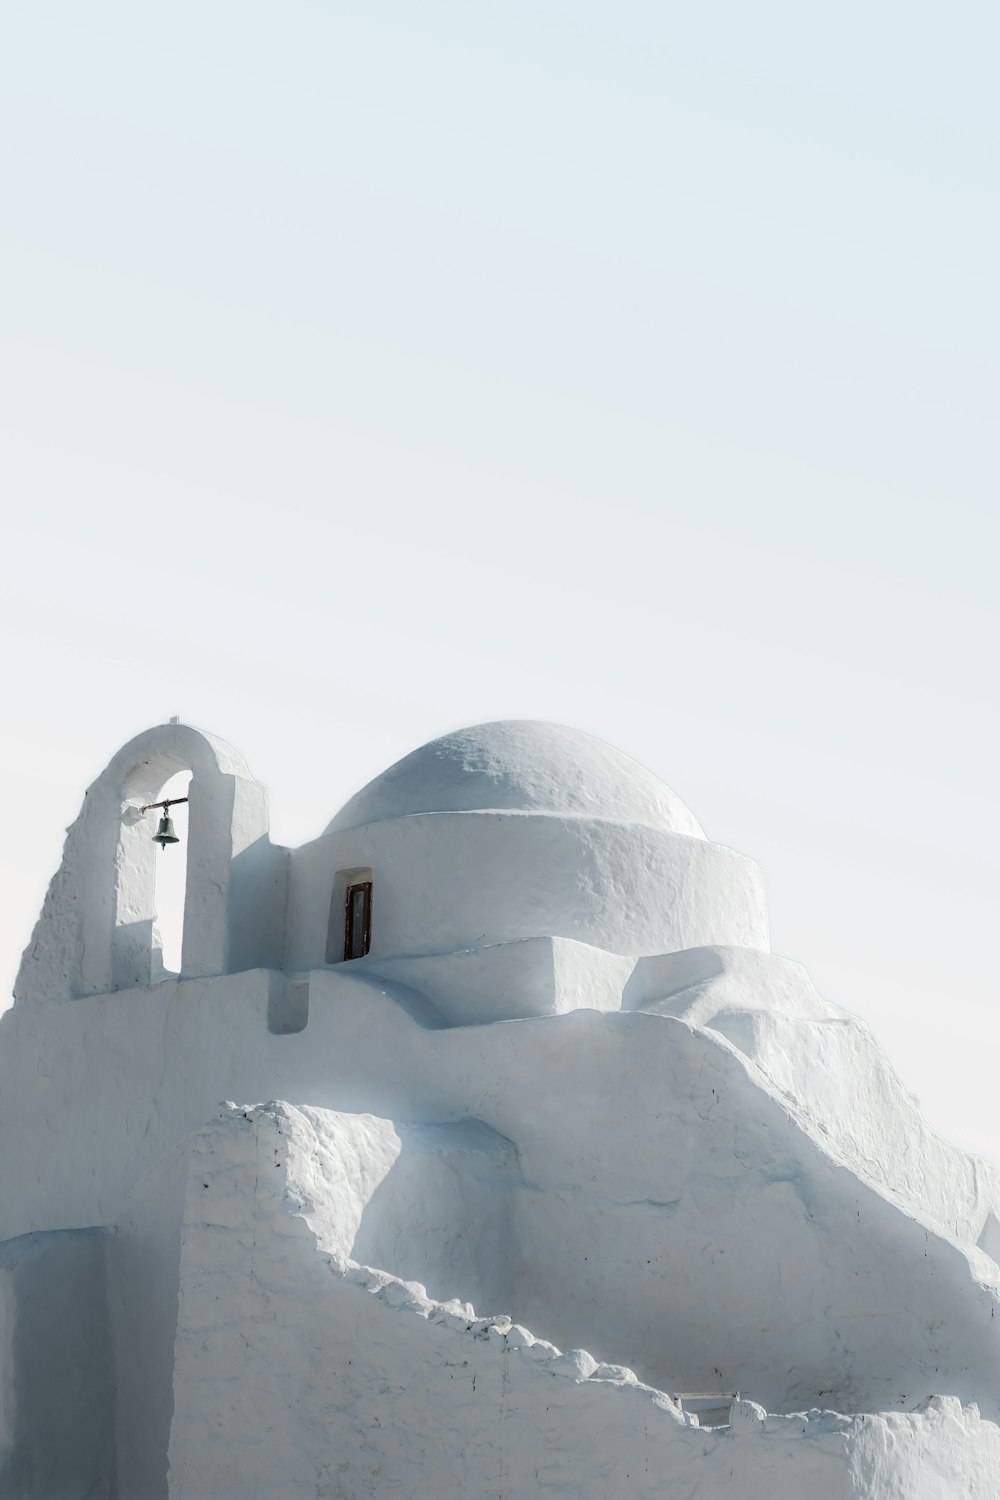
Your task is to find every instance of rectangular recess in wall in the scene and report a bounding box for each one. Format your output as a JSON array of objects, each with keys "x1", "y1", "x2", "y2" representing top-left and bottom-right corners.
[
  {"x1": 325, "y1": 867, "x2": 373, "y2": 964},
  {"x1": 344, "y1": 881, "x2": 372, "y2": 961}
]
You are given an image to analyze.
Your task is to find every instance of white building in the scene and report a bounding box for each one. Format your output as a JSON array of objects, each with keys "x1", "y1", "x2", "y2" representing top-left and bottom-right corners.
[{"x1": 2, "y1": 719, "x2": 999, "y2": 1498}]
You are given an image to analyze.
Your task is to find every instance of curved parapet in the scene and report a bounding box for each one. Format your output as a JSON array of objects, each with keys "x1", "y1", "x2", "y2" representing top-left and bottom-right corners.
[
  {"x1": 286, "y1": 814, "x2": 768, "y2": 975},
  {"x1": 14, "y1": 722, "x2": 286, "y2": 1004}
]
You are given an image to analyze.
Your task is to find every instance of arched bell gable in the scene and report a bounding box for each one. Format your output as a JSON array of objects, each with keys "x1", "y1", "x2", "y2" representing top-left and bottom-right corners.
[{"x1": 14, "y1": 722, "x2": 284, "y2": 1004}]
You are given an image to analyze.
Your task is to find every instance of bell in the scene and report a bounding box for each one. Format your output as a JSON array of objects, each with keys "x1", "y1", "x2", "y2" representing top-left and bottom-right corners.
[{"x1": 153, "y1": 813, "x2": 179, "y2": 848}]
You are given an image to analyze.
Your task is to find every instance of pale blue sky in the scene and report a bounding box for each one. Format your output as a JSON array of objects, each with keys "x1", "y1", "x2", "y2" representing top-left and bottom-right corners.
[{"x1": 1, "y1": 3, "x2": 998, "y2": 1153}]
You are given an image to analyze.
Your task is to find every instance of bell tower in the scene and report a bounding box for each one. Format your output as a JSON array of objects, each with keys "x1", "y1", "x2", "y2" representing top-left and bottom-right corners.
[{"x1": 14, "y1": 721, "x2": 287, "y2": 1002}]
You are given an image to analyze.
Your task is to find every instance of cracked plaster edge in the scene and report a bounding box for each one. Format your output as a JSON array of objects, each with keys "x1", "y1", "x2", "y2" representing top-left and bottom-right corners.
[
  {"x1": 211, "y1": 1101, "x2": 996, "y2": 1446},
  {"x1": 317, "y1": 1253, "x2": 898, "y2": 1442},
  {"x1": 323, "y1": 1257, "x2": 1000, "y2": 1443}
]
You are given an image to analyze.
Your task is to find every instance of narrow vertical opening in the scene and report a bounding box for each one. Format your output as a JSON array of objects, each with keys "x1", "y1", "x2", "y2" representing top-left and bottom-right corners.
[
  {"x1": 344, "y1": 881, "x2": 373, "y2": 961},
  {"x1": 152, "y1": 769, "x2": 191, "y2": 977},
  {"x1": 326, "y1": 867, "x2": 373, "y2": 963}
]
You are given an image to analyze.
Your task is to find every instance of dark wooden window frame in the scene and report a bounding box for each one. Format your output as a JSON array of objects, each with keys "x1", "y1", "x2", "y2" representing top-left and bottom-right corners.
[{"x1": 343, "y1": 880, "x2": 373, "y2": 961}]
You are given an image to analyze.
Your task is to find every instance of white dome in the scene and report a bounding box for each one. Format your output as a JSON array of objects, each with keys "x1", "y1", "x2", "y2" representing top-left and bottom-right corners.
[{"x1": 326, "y1": 721, "x2": 705, "y2": 839}]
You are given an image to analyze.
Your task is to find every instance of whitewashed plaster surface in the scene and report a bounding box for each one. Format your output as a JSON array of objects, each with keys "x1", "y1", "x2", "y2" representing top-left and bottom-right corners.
[
  {"x1": 285, "y1": 807, "x2": 769, "y2": 972},
  {"x1": 324, "y1": 720, "x2": 708, "y2": 837},
  {"x1": 14, "y1": 722, "x2": 284, "y2": 1005},
  {"x1": 3, "y1": 719, "x2": 1000, "y2": 1497},
  {"x1": 4, "y1": 970, "x2": 1000, "y2": 1420},
  {"x1": 627, "y1": 943, "x2": 1000, "y2": 1245},
  {"x1": 163, "y1": 1103, "x2": 1000, "y2": 1500}
]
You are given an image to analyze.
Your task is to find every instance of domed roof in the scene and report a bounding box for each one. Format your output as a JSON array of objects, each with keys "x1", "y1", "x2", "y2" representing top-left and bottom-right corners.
[{"x1": 325, "y1": 721, "x2": 705, "y2": 838}]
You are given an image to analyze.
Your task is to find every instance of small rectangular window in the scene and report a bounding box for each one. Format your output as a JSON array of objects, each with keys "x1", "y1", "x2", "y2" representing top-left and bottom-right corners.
[{"x1": 344, "y1": 881, "x2": 372, "y2": 961}]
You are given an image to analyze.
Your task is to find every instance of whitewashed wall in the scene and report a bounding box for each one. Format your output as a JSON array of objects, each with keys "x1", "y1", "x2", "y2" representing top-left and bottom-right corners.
[{"x1": 163, "y1": 1104, "x2": 1000, "y2": 1500}]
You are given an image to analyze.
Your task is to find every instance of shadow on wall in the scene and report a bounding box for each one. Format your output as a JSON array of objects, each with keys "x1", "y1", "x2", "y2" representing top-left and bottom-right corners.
[
  {"x1": 350, "y1": 1120, "x2": 522, "y2": 1316},
  {"x1": 228, "y1": 833, "x2": 287, "y2": 977},
  {"x1": 264, "y1": 967, "x2": 447, "y2": 1038},
  {"x1": 0, "y1": 1229, "x2": 114, "y2": 1500}
]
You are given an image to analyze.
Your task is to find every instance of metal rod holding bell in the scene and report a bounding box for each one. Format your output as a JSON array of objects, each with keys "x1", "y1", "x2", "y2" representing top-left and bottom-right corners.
[{"x1": 140, "y1": 796, "x2": 189, "y2": 849}]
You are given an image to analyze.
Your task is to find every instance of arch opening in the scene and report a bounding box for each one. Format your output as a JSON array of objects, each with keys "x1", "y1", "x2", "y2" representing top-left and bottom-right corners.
[
  {"x1": 151, "y1": 769, "x2": 191, "y2": 977},
  {"x1": 113, "y1": 747, "x2": 199, "y2": 992},
  {"x1": 14, "y1": 720, "x2": 270, "y2": 1006}
]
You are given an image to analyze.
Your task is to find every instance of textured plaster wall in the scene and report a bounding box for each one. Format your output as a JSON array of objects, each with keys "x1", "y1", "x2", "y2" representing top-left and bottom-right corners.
[
  {"x1": 0, "y1": 1230, "x2": 114, "y2": 1500},
  {"x1": 165, "y1": 1104, "x2": 1000, "y2": 1500},
  {"x1": 3, "y1": 971, "x2": 1000, "y2": 1419},
  {"x1": 167, "y1": 1105, "x2": 847, "y2": 1500},
  {"x1": 630, "y1": 945, "x2": 1000, "y2": 1246},
  {"x1": 107, "y1": 1138, "x2": 192, "y2": 1500},
  {"x1": 14, "y1": 723, "x2": 285, "y2": 1006},
  {"x1": 284, "y1": 811, "x2": 769, "y2": 972},
  {"x1": 361, "y1": 936, "x2": 635, "y2": 1024}
]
